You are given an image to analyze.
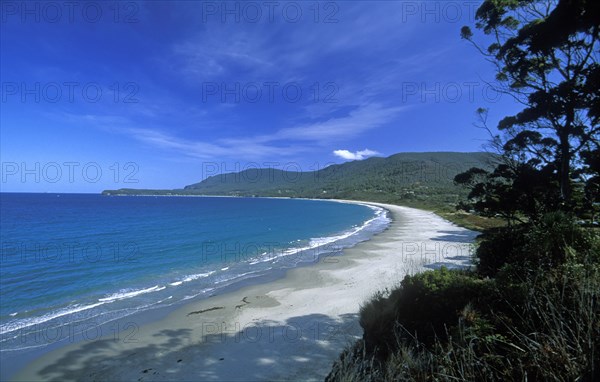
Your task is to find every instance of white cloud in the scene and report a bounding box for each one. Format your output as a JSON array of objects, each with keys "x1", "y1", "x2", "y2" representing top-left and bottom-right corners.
[{"x1": 333, "y1": 149, "x2": 379, "y2": 161}]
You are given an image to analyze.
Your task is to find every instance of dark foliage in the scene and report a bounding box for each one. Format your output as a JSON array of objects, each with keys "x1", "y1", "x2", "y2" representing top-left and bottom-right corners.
[{"x1": 359, "y1": 268, "x2": 491, "y2": 359}]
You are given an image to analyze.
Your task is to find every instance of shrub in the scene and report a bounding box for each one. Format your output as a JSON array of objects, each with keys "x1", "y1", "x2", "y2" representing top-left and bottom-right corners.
[
  {"x1": 476, "y1": 212, "x2": 598, "y2": 278},
  {"x1": 475, "y1": 225, "x2": 529, "y2": 278},
  {"x1": 359, "y1": 268, "x2": 490, "y2": 359},
  {"x1": 328, "y1": 265, "x2": 600, "y2": 381}
]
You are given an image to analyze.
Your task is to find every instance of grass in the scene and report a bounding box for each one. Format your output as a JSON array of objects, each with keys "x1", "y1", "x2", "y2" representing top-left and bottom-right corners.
[
  {"x1": 327, "y1": 266, "x2": 599, "y2": 382},
  {"x1": 434, "y1": 210, "x2": 505, "y2": 231},
  {"x1": 326, "y1": 215, "x2": 600, "y2": 382}
]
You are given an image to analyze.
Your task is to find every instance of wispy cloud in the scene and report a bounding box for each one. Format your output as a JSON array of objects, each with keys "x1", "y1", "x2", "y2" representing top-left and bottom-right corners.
[
  {"x1": 62, "y1": 102, "x2": 403, "y2": 161},
  {"x1": 270, "y1": 104, "x2": 405, "y2": 142},
  {"x1": 130, "y1": 127, "x2": 308, "y2": 159},
  {"x1": 134, "y1": 103, "x2": 403, "y2": 159},
  {"x1": 333, "y1": 149, "x2": 379, "y2": 161},
  {"x1": 215, "y1": 103, "x2": 407, "y2": 147}
]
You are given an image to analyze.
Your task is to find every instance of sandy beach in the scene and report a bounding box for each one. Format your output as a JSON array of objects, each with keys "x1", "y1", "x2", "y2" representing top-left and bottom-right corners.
[{"x1": 12, "y1": 201, "x2": 478, "y2": 381}]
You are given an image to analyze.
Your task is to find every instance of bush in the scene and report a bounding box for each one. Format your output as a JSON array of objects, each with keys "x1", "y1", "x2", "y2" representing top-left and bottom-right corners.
[
  {"x1": 525, "y1": 211, "x2": 598, "y2": 266},
  {"x1": 476, "y1": 225, "x2": 529, "y2": 278},
  {"x1": 476, "y1": 212, "x2": 598, "y2": 278},
  {"x1": 328, "y1": 265, "x2": 600, "y2": 381},
  {"x1": 359, "y1": 268, "x2": 491, "y2": 359}
]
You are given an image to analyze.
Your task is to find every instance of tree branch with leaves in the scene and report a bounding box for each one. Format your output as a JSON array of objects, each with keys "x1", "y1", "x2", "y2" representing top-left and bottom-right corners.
[{"x1": 460, "y1": 0, "x2": 599, "y2": 206}]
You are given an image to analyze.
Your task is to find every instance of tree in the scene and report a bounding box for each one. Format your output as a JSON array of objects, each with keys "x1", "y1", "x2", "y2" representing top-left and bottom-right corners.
[
  {"x1": 455, "y1": 159, "x2": 562, "y2": 224},
  {"x1": 580, "y1": 146, "x2": 600, "y2": 221},
  {"x1": 460, "y1": 0, "x2": 600, "y2": 207}
]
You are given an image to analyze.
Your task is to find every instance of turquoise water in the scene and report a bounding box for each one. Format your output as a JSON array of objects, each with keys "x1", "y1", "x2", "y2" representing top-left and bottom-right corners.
[{"x1": 0, "y1": 193, "x2": 389, "y2": 354}]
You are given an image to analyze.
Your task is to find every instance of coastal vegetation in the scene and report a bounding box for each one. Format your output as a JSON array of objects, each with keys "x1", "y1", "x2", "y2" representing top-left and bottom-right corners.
[
  {"x1": 104, "y1": 152, "x2": 494, "y2": 204},
  {"x1": 326, "y1": 0, "x2": 600, "y2": 380}
]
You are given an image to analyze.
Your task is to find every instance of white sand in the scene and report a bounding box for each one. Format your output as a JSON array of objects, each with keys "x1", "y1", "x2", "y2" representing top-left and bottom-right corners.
[{"x1": 13, "y1": 202, "x2": 478, "y2": 381}]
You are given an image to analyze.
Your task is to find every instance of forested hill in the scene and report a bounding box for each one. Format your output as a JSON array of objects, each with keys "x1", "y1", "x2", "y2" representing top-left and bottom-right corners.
[{"x1": 104, "y1": 152, "x2": 498, "y2": 208}]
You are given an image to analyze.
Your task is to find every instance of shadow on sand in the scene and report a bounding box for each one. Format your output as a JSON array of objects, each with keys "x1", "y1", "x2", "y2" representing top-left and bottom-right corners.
[
  {"x1": 430, "y1": 230, "x2": 479, "y2": 243},
  {"x1": 33, "y1": 312, "x2": 360, "y2": 381}
]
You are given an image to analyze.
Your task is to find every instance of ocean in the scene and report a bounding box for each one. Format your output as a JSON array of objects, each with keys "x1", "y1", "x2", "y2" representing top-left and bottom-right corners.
[{"x1": 0, "y1": 193, "x2": 389, "y2": 359}]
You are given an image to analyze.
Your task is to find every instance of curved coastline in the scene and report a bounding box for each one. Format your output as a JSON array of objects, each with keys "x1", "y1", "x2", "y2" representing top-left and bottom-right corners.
[
  {"x1": 0, "y1": 197, "x2": 382, "y2": 354},
  {"x1": 11, "y1": 201, "x2": 478, "y2": 381}
]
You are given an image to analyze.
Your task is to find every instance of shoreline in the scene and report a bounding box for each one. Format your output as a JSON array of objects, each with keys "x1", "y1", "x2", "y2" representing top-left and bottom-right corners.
[{"x1": 11, "y1": 201, "x2": 478, "y2": 381}]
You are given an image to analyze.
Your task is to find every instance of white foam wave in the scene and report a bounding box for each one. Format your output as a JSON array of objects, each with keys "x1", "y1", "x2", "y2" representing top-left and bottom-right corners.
[
  {"x1": 183, "y1": 271, "x2": 215, "y2": 282},
  {"x1": 0, "y1": 301, "x2": 106, "y2": 336},
  {"x1": 168, "y1": 270, "x2": 216, "y2": 287},
  {"x1": 249, "y1": 206, "x2": 388, "y2": 265},
  {"x1": 215, "y1": 271, "x2": 258, "y2": 284},
  {"x1": 98, "y1": 285, "x2": 165, "y2": 303}
]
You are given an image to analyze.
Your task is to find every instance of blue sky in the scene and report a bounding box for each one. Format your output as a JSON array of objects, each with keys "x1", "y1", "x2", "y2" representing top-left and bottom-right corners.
[{"x1": 1, "y1": 1, "x2": 519, "y2": 192}]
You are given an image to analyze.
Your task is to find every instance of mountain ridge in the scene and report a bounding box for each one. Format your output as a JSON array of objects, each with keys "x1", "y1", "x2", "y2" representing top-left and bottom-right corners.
[{"x1": 103, "y1": 151, "x2": 498, "y2": 209}]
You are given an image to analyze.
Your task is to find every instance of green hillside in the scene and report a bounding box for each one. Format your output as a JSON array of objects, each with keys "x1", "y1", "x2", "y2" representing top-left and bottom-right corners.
[{"x1": 104, "y1": 152, "x2": 497, "y2": 210}]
